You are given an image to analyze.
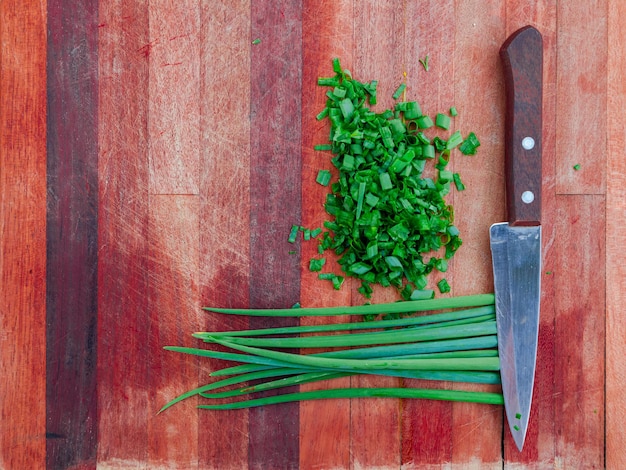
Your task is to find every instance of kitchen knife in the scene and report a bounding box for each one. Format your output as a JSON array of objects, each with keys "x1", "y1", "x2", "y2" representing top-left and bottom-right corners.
[{"x1": 490, "y1": 25, "x2": 543, "y2": 452}]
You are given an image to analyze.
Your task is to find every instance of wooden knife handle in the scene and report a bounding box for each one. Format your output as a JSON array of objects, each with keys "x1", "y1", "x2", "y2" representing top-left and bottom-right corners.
[{"x1": 500, "y1": 26, "x2": 543, "y2": 226}]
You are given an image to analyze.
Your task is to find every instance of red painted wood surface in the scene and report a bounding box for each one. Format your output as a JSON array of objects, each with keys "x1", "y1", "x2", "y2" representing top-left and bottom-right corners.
[{"x1": 2, "y1": 1, "x2": 624, "y2": 468}]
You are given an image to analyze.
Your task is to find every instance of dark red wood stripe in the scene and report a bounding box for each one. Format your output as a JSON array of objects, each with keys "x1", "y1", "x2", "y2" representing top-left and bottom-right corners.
[
  {"x1": 46, "y1": 1, "x2": 99, "y2": 468},
  {"x1": 248, "y1": 0, "x2": 302, "y2": 468}
]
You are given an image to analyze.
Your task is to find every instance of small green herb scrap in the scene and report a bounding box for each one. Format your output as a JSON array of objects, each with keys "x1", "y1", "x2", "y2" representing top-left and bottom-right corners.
[
  {"x1": 436, "y1": 113, "x2": 451, "y2": 130},
  {"x1": 437, "y1": 278, "x2": 451, "y2": 294},
  {"x1": 419, "y1": 55, "x2": 429, "y2": 71},
  {"x1": 573, "y1": 163, "x2": 581, "y2": 171},
  {"x1": 309, "y1": 258, "x2": 326, "y2": 272},
  {"x1": 459, "y1": 132, "x2": 481, "y2": 155},
  {"x1": 252, "y1": 38, "x2": 261, "y2": 45},
  {"x1": 392, "y1": 82, "x2": 407, "y2": 100},
  {"x1": 316, "y1": 169, "x2": 332, "y2": 186},
  {"x1": 287, "y1": 224, "x2": 299, "y2": 243}
]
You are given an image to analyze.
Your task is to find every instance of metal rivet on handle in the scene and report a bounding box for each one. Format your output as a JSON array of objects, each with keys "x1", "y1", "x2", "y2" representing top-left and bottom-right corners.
[
  {"x1": 521, "y1": 137, "x2": 535, "y2": 150},
  {"x1": 521, "y1": 191, "x2": 535, "y2": 204}
]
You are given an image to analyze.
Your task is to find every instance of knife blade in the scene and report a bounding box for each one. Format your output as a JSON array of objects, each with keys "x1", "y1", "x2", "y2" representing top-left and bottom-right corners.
[{"x1": 490, "y1": 25, "x2": 543, "y2": 452}]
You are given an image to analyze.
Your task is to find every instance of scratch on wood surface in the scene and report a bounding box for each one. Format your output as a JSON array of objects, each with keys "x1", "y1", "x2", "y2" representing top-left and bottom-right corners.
[
  {"x1": 98, "y1": 458, "x2": 194, "y2": 470},
  {"x1": 138, "y1": 40, "x2": 158, "y2": 58}
]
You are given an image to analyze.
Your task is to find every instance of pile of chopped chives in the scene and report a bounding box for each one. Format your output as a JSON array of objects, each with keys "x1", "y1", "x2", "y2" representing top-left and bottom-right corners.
[
  {"x1": 161, "y1": 294, "x2": 503, "y2": 412},
  {"x1": 293, "y1": 58, "x2": 481, "y2": 300}
]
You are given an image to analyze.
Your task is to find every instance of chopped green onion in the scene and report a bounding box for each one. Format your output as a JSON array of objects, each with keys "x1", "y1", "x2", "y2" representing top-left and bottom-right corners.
[
  {"x1": 459, "y1": 132, "x2": 481, "y2": 155},
  {"x1": 404, "y1": 101, "x2": 422, "y2": 119},
  {"x1": 453, "y1": 173, "x2": 465, "y2": 191},
  {"x1": 450, "y1": 106, "x2": 458, "y2": 117},
  {"x1": 332, "y1": 57, "x2": 342, "y2": 74},
  {"x1": 446, "y1": 131, "x2": 463, "y2": 150},
  {"x1": 437, "y1": 278, "x2": 451, "y2": 294},
  {"x1": 252, "y1": 38, "x2": 261, "y2": 45},
  {"x1": 314, "y1": 144, "x2": 333, "y2": 151},
  {"x1": 309, "y1": 258, "x2": 326, "y2": 272},
  {"x1": 410, "y1": 289, "x2": 435, "y2": 300},
  {"x1": 436, "y1": 113, "x2": 451, "y2": 130},
  {"x1": 379, "y1": 172, "x2": 393, "y2": 191},
  {"x1": 417, "y1": 115, "x2": 434, "y2": 129},
  {"x1": 296, "y1": 59, "x2": 481, "y2": 299},
  {"x1": 288, "y1": 224, "x2": 299, "y2": 243},
  {"x1": 316, "y1": 169, "x2": 332, "y2": 186},
  {"x1": 573, "y1": 164, "x2": 581, "y2": 171},
  {"x1": 392, "y1": 82, "x2": 406, "y2": 100},
  {"x1": 338, "y1": 98, "x2": 354, "y2": 120}
]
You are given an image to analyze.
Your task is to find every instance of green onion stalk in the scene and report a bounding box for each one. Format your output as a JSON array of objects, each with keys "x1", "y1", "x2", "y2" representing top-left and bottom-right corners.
[{"x1": 161, "y1": 294, "x2": 502, "y2": 413}]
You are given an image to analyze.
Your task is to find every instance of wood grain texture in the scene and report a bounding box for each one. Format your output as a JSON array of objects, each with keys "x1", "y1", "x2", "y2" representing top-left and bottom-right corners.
[
  {"x1": 451, "y1": 1, "x2": 506, "y2": 466},
  {"x1": 198, "y1": 1, "x2": 251, "y2": 467},
  {"x1": 46, "y1": 0, "x2": 99, "y2": 467},
  {"x1": 97, "y1": 0, "x2": 152, "y2": 465},
  {"x1": 197, "y1": 0, "x2": 251, "y2": 469},
  {"x1": 299, "y1": 2, "x2": 353, "y2": 468},
  {"x1": 248, "y1": 1, "x2": 303, "y2": 468},
  {"x1": 148, "y1": 0, "x2": 200, "y2": 195},
  {"x1": 555, "y1": 0, "x2": 607, "y2": 195},
  {"x1": 554, "y1": 196, "x2": 605, "y2": 468},
  {"x1": 147, "y1": 195, "x2": 201, "y2": 467},
  {"x1": 0, "y1": 1, "x2": 47, "y2": 469},
  {"x1": 606, "y1": 2, "x2": 626, "y2": 468}
]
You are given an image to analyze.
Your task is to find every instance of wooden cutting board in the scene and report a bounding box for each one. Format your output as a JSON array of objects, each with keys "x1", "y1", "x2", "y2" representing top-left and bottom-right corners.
[{"x1": 2, "y1": 1, "x2": 625, "y2": 468}]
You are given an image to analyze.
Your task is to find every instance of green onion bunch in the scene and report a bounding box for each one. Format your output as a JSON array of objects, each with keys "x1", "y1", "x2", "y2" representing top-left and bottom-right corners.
[
  {"x1": 298, "y1": 58, "x2": 481, "y2": 300},
  {"x1": 160, "y1": 294, "x2": 503, "y2": 412}
]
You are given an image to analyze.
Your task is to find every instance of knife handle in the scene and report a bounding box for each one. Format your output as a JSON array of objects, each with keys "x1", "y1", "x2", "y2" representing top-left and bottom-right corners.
[{"x1": 500, "y1": 26, "x2": 543, "y2": 226}]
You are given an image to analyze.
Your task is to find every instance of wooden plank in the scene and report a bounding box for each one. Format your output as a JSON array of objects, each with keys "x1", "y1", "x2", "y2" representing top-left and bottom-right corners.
[
  {"x1": 605, "y1": 2, "x2": 626, "y2": 466},
  {"x1": 146, "y1": 196, "x2": 200, "y2": 467},
  {"x1": 401, "y1": 1, "x2": 457, "y2": 466},
  {"x1": 451, "y1": 1, "x2": 505, "y2": 466},
  {"x1": 46, "y1": 0, "x2": 99, "y2": 468},
  {"x1": 97, "y1": 1, "x2": 152, "y2": 465},
  {"x1": 148, "y1": 0, "x2": 200, "y2": 195},
  {"x1": 0, "y1": 1, "x2": 47, "y2": 468},
  {"x1": 554, "y1": 195, "x2": 605, "y2": 468},
  {"x1": 503, "y1": 3, "x2": 558, "y2": 467},
  {"x1": 555, "y1": 1, "x2": 607, "y2": 195},
  {"x1": 198, "y1": 0, "x2": 251, "y2": 467},
  {"x1": 248, "y1": 0, "x2": 303, "y2": 467},
  {"x1": 299, "y1": 2, "x2": 353, "y2": 469},
  {"x1": 351, "y1": 2, "x2": 404, "y2": 467}
]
